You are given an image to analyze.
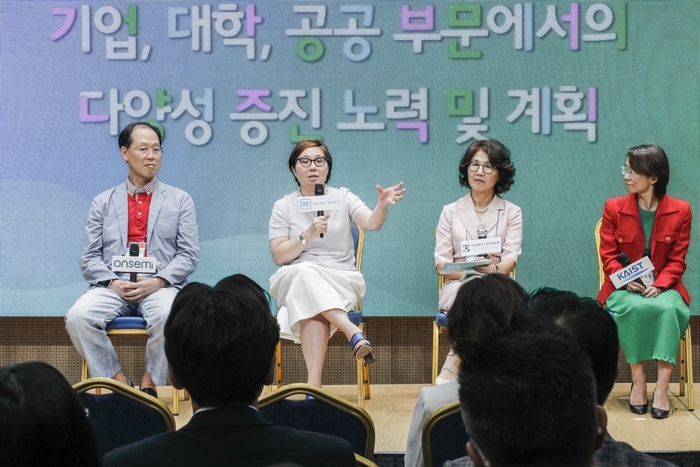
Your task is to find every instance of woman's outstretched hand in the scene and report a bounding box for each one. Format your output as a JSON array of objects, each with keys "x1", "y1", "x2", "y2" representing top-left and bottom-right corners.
[{"x1": 377, "y1": 182, "x2": 405, "y2": 207}]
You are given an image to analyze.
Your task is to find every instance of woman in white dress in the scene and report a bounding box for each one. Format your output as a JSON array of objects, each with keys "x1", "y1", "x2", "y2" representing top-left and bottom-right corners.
[{"x1": 269, "y1": 140, "x2": 405, "y2": 387}]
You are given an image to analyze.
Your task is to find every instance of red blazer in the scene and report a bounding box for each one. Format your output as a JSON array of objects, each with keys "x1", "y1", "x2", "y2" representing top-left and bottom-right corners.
[{"x1": 598, "y1": 194, "x2": 691, "y2": 305}]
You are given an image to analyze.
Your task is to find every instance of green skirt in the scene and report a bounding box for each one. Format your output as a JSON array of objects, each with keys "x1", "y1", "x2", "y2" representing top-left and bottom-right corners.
[{"x1": 606, "y1": 289, "x2": 689, "y2": 365}]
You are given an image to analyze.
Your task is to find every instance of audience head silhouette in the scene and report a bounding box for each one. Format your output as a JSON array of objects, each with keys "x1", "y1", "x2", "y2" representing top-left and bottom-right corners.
[
  {"x1": 456, "y1": 315, "x2": 606, "y2": 467},
  {"x1": 522, "y1": 288, "x2": 619, "y2": 405},
  {"x1": 447, "y1": 273, "x2": 526, "y2": 345},
  {"x1": 0, "y1": 361, "x2": 100, "y2": 467},
  {"x1": 165, "y1": 274, "x2": 280, "y2": 407}
]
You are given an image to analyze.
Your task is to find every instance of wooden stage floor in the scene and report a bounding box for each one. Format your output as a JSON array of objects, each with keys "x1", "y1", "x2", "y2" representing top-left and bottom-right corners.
[{"x1": 159, "y1": 382, "x2": 700, "y2": 455}]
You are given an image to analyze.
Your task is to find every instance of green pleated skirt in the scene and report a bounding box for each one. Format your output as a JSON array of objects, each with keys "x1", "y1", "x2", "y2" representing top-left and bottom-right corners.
[{"x1": 606, "y1": 289, "x2": 689, "y2": 365}]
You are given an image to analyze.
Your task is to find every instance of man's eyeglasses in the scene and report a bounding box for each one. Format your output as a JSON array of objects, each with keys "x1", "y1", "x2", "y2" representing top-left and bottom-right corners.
[
  {"x1": 297, "y1": 157, "x2": 327, "y2": 168},
  {"x1": 134, "y1": 147, "x2": 162, "y2": 157}
]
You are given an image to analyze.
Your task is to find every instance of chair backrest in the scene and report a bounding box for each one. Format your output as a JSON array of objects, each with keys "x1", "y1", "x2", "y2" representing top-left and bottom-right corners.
[
  {"x1": 352, "y1": 224, "x2": 364, "y2": 310},
  {"x1": 73, "y1": 378, "x2": 175, "y2": 457},
  {"x1": 422, "y1": 400, "x2": 469, "y2": 467},
  {"x1": 594, "y1": 218, "x2": 605, "y2": 288},
  {"x1": 258, "y1": 383, "x2": 376, "y2": 460},
  {"x1": 355, "y1": 453, "x2": 379, "y2": 467}
]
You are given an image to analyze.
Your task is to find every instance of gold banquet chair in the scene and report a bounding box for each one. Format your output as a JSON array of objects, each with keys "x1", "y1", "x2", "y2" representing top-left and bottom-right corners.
[
  {"x1": 74, "y1": 377, "x2": 175, "y2": 457},
  {"x1": 594, "y1": 218, "x2": 693, "y2": 410},
  {"x1": 80, "y1": 316, "x2": 189, "y2": 415},
  {"x1": 259, "y1": 383, "x2": 376, "y2": 461},
  {"x1": 355, "y1": 454, "x2": 379, "y2": 467},
  {"x1": 422, "y1": 400, "x2": 469, "y2": 467},
  {"x1": 272, "y1": 225, "x2": 371, "y2": 408}
]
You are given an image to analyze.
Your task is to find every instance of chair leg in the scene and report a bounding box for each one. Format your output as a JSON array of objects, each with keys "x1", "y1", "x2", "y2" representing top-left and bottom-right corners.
[
  {"x1": 357, "y1": 355, "x2": 364, "y2": 409},
  {"x1": 82, "y1": 360, "x2": 101, "y2": 394},
  {"x1": 81, "y1": 359, "x2": 89, "y2": 381},
  {"x1": 363, "y1": 360, "x2": 371, "y2": 400},
  {"x1": 276, "y1": 340, "x2": 283, "y2": 388},
  {"x1": 432, "y1": 322, "x2": 440, "y2": 385},
  {"x1": 356, "y1": 322, "x2": 371, "y2": 407},
  {"x1": 685, "y1": 327, "x2": 694, "y2": 411},
  {"x1": 172, "y1": 387, "x2": 179, "y2": 416},
  {"x1": 679, "y1": 333, "x2": 687, "y2": 397}
]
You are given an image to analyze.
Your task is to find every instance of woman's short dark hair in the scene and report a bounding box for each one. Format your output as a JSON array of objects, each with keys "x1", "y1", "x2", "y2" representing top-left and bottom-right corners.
[
  {"x1": 458, "y1": 139, "x2": 516, "y2": 194},
  {"x1": 287, "y1": 140, "x2": 333, "y2": 186},
  {"x1": 0, "y1": 362, "x2": 100, "y2": 467},
  {"x1": 118, "y1": 121, "x2": 163, "y2": 149},
  {"x1": 627, "y1": 144, "x2": 669, "y2": 198},
  {"x1": 447, "y1": 274, "x2": 527, "y2": 345}
]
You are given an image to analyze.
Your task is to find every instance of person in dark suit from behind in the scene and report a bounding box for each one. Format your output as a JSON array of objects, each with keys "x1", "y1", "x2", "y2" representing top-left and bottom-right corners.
[
  {"x1": 0, "y1": 361, "x2": 100, "y2": 467},
  {"x1": 521, "y1": 289, "x2": 677, "y2": 467},
  {"x1": 102, "y1": 274, "x2": 356, "y2": 467},
  {"x1": 448, "y1": 315, "x2": 607, "y2": 467}
]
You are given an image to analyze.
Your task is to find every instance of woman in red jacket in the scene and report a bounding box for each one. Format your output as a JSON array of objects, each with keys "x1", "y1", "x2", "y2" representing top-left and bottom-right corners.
[{"x1": 598, "y1": 144, "x2": 691, "y2": 419}]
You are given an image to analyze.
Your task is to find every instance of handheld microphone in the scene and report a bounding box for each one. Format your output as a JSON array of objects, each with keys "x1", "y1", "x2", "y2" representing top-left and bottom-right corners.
[
  {"x1": 315, "y1": 184, "x2": 324, "y2": 238},
  {"x1": 129, "y1": 243, "x2": 140, "y2": 282},
  {"x1": 477, "y1": 224, "x2": 488, "y2": 239},
  {"x1": 617, "y1": 253, "x2": 646, "y2": 288}
]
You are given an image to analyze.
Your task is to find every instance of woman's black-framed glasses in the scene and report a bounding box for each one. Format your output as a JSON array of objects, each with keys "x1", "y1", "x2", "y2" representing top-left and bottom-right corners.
[
  {"x1": 297, "y1": 157, "x2": 327, "y2": 168},
  {"x1": 468, "y1": 161, "x2": 495, "y2": 174}
]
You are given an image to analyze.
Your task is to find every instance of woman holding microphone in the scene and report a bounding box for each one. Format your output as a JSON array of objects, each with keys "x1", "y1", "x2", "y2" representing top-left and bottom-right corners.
[
  {"x1": 598, "y1": 144, "x2": 691, "y2": 419},
  {"x1": 434, "y1": 139, "x2": 522, "y2": 384},
  {"x1": 269, "y1": 140, "x2": 405, "y2": 387}
]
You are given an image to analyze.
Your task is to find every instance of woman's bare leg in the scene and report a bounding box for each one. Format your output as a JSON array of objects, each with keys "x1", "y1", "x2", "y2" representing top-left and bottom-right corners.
[
  {"x1": 653, "y1": 361, "x2": 673, "y2": 411},
  {"x1": 436, "y1": 350, "x2": 460, "y2": 385},
  {"x1": 630, "y1": 362, "x2": 647, "y2": 405},
  {"x1": 320, "y1": 308, "x2": 362, "y2": 341},
  {"x1": 299, "y1": 315, "x2": 330, "y2": 387}
]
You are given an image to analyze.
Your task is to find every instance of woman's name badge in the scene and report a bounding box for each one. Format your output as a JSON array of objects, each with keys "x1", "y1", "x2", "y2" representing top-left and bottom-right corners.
[
  {"x1": 640, "y1": 270, "x2": 655, "y2": 288},
  {"x1": 461, "y1": 237, "x2": 501, "y2": 257},
  {"x1": 298, "y1": 195, "x2": 342, "y2": 212}
]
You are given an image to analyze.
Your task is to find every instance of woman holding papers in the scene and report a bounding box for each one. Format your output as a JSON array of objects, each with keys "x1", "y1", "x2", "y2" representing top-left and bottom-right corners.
[
  {"x1": 598, "y1": 144, "x2": 691, "y2": 419},
  {"x1": 434, "y1": 139, "x2": 522, "y2": 384},
  {"x1": 268, "y1": 140, "x2": 405, "y2": 387}
]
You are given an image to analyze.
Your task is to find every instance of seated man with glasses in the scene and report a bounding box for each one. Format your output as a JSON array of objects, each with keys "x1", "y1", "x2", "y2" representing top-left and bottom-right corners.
[{"x1": 65, "y1": 121, "x2": 199, "y2": 398}]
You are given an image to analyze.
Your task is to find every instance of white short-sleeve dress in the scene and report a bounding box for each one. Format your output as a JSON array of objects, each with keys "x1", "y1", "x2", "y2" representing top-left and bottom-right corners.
[{"x1": 269, "y1": 187, "x2": 368, "y2": 343}]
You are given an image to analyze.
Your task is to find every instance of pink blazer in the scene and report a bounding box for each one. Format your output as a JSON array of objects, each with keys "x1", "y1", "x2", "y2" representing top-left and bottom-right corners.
[{"x1": 434, "y1": 193, "x2": 522, "y2": 310}]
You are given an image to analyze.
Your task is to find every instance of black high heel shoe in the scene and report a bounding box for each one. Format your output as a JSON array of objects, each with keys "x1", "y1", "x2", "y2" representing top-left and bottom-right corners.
[
  {"x1": 651, "y1": 389, "x2": 669, "y2": 419},
  {"x1": 629, "y1": 384, "x2": 648, "y2": 415}
]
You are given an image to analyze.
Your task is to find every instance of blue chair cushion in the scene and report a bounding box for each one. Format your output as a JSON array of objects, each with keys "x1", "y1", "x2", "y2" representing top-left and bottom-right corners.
[
  {"x1": 347, "y1": 310, "x2": 362, "y2": 326},
  {"x1": 106, "y1": 316, "x2": 147, "y2": 331},
  {"x1": 436, "y1": 311, "x2": 448, "y2": 328}
]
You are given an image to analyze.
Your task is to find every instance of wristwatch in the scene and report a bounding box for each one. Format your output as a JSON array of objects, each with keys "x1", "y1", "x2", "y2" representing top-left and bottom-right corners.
[{"x1": 297, "y1": 233, "x2": 308, "y2": 245}]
